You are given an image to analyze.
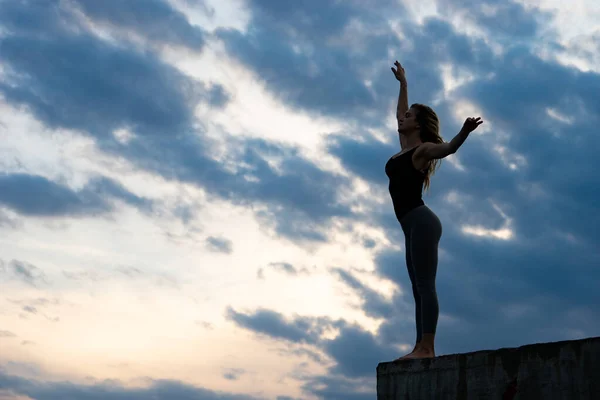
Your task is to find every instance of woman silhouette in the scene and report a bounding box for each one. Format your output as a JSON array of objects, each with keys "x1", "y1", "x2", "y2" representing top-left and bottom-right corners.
[{"x1": 387, "y1": 60, "x2": 483, "y2": 359}]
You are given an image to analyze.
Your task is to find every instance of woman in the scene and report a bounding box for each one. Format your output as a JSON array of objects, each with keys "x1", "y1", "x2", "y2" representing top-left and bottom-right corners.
[{"x1": 387, "y1": 61, "x2": 483, "y2": 360}]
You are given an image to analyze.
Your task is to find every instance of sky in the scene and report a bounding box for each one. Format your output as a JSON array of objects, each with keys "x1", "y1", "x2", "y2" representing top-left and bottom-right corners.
[{"x1": 0, "y1": 0, "x2": 599, "y2": 399}]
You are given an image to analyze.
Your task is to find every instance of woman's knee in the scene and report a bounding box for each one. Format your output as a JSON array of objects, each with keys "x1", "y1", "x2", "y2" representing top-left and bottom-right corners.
[{"x1": 416, "y1": 282, "x2": 437, "y2": 295}]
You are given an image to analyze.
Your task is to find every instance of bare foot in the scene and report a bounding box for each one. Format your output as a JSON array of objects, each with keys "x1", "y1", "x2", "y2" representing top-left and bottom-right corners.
[
  {"x1": 402, "y1": 347, "x2": 435, "y2": 359},
  {"x1": 394, "y1": 345, "x2": 421, "y2": 361}
]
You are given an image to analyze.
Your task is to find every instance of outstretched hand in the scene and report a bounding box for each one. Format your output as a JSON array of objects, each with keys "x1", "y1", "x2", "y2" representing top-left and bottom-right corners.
[
  {"x1": 462, "y1": 117, "x2": 483, "y2": 133},
  {"x1": 391, "y1": 60, "x2": 406, "y2": 84}
]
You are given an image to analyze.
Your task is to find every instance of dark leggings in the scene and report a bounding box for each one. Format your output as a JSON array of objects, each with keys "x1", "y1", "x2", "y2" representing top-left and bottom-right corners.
[{"x1": 400, "y1": 205, "x2": 442, "y2": 343}]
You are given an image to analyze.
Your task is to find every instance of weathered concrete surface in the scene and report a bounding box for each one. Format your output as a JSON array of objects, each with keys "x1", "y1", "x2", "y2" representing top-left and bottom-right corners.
[{"x1": 377, "y1": 336, "x2": 600, "y2": 400}]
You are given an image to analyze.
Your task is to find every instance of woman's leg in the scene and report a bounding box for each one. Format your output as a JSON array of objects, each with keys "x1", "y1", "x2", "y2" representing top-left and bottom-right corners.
[
  {"x1": 406, "y1": 206, "x2": 442, "y2": 358},
  {"x1": 395, "y1": 219, "x2": 423, "y2": 360},
  {"x1": 405, "y1": 234, "x2": 422, "y2": 349}
]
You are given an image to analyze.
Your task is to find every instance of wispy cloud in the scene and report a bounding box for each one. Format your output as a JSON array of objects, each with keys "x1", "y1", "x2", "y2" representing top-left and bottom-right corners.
[
  {"x1": 1, "y1": 260, "x2": 48, "y2": 287},
  {"x1": 205, "y1": 236, "x2": 233, "y2": 254}
]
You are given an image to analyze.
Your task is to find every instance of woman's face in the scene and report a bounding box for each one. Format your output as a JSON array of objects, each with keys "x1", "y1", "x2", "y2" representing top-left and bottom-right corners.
[{"x1": 398, "y1": 107, "x2": 419, "y2": 135}]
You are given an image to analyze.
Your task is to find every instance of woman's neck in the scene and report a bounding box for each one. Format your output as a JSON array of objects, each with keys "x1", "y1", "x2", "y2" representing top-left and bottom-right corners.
[{"x1": 401, "y1": 135, "x2": 422, "y2": 150}]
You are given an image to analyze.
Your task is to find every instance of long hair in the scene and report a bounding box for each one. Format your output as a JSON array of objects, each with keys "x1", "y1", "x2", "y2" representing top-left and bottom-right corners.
[{"x1": 411, "y1": 103, "x2": 443, "y2": 192}]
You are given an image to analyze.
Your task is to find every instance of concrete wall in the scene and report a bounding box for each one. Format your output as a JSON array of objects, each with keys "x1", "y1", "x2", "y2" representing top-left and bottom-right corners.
[{"x1": 376, "y1": 336, "x2": 600, "y2": 399}]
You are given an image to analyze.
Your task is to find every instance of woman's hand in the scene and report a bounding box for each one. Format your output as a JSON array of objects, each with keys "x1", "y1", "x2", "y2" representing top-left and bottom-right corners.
[
  {"x1": 461, "y1": 117, "x2": 484, "y2": 133},
  {"x1": 391, "y1": 60, "x2": 407, "y2": 84}
]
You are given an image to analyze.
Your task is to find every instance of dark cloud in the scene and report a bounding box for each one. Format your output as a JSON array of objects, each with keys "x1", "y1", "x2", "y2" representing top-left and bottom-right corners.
[
  {"x1": 0, "y1": 330, "x2": 17, "y2": 338},
  {"x1": 321, "y1": 323, "x2": 396, "y2": 378},
  {"x1": 0, "y1": 0, "x2": 203, "y2": 138},
  {"x1": 0, "y1": 371, "x2": 264, "y2": 400},
  {"x1": 288, "y1": 0, "x2": 600, "y2": 361},
  {"x1": 0, "y1": 174, "x2": 107, "y2": 217},
  {"x1": 205, "y1": 236, "x2": 233, "y2": 254},
  {"x1": 227, "y1": 308, "x2": 384, "y2": 397},
  {"x1": 0, "y1": 173, "x2": 153, "y2": 217},
  {"x1": 207, "y1": 84, "x2": 230, "y2": 108},
  {"x1": 225, "y1": 307, "x2": 329, "y2": 345},
  {"x1": 114, "y1": 135, "x2": 352, "y2": 243},
  {"x1": 332, "y1": 268, "x2": 394, "y2": 320},
  {"x1": 216, "y1": 0, "x2": 405, "y2": 124},
  {"x1": 70, "y1": 0, "x2": 206, "y2": 50},
  {"x1": 273, "y1": 347, "x2": 326, "y2": 365},
  {"x1": 0, "y1": 0, "x2": 351, "y2": 243},
  {"x1": 84, "y1": 177, "x2": 153, "y2": 212},
  {"x1": 299, "y1": 375, "x2": 374, "y2": 400}
]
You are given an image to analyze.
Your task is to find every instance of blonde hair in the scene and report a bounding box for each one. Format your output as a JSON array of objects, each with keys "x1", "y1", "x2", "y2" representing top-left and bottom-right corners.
[{"x1": 411, "y1": 103, "x2": 443, "y2": 192}]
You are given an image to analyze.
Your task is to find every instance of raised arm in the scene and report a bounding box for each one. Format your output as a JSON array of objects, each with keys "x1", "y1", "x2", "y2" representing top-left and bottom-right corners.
[
  {"x1": 391, "y1": 61, "x2": 408, "y2": 148},
  {"x1": 418, "y1": 117, "x2": 484, "y2": 160}
]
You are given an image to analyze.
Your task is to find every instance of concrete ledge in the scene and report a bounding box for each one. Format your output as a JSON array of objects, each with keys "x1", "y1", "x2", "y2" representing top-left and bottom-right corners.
[{"x1": 376, "y1": 336, "x2": 600, "y2": 399}]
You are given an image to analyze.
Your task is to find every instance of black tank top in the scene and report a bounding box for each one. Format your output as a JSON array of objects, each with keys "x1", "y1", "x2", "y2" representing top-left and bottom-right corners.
[{"x1": 385, "y1": 146, "x2": 426, "y2": 221}]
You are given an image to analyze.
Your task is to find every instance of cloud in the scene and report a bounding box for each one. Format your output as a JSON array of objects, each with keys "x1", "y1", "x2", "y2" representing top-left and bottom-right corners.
[
  {"x1": 195, "y1": 321, "x2": 214, "y2": 330},
  {"x1": 332, "y1": 268, "x2": 394, "y2": 320},
  {"x1": 225, "y1": 308, "x2": 342, "y2": 346},
  {"x1": 227, "y1": 308, "x2": 395, "y2": 377},
  {"x1": 205, "y1": 236, "x2": 233, "y2": 254},
  {"x1": 0, "y1": 208, "x2": 20, "y2": 229},
  {"x1": 362, "y1": 237, "x2": 377, "y2": 249},
  {"x1": 0, "y1": 331, "x2": 17, "y2": 338},
  {"x1": 298, "y1": 375, "x2": 374, "y2": 400},
  {"x1": 257, "y1": 262, "x2": 310, "y2": 279},
  {"x1": 114, "y1": 266, "x2": 144, "y2": 278},
  {"x1": 0, "y1": 173, "x2": 153, "y2": 217},
  {"x1": 84, "y1": 177, "x2": 154, "y2": 212},
  {"x1": 439, "y1": 0, "x2": 554, "y2": 42},
  {"x1": 70, "y1": 0, "x2": 206, "y2": 50},
  {"x1": 0, "y1": 0, "x2": 353, "y2": 243},
  {"x1": 0, "y1": 0, "x2": 204, "y2": 138},
  {"x1": 0, "y1": 371, "x2": 265, "y2": 400},
  {"x1": 222, "y1": 368, "x2": 245, "y2": 381},
  {"x1": 269, "y1": 262, "x2": 299, "y2": 275},
  {"x1": 119, "y1": 136, "x2": 353, "y2": 243},
  {"x1": 4, "y1": 297, "x2": 62, "y2": 324},
  {"x1": 22, "y1": 306, "x2": 37, "y2": 315},
  {"x1": 226, "y1": 308, "x2": 393, "y2": 396},
  {"x1": 273, "y1": 347, "x2": 326, "y2": 365},
  {"x1": 253, "y1": 0, "x2": 599, "y2": 359},
  {"x1": 216, "y1": 0, "x2": 405, "y2": 124},
  {"x1": 0, "y1": 174, "x2": 106, "y2": 217},
  {"x1": 320, "y1": 323, "x2": 396, "y2": 379},
  {"x1": 0, "y1": 260, "x2": 48, "y2": 287},
  {"x1": 62, "y1": 270, "x2": 102, "y2": 282}
]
